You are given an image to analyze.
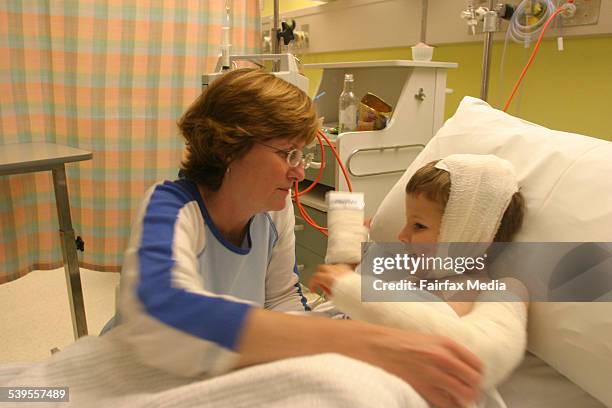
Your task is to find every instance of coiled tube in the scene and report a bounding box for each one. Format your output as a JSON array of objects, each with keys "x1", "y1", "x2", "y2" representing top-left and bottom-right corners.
[{"x1": 507, "y1": 0, "x2": 556, "y2": 46}]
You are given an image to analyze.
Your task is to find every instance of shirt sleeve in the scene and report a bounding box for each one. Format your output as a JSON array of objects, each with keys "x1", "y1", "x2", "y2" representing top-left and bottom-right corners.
[
  {"x1": 115, "y1": 182, "x2": 254, "y2": 378},
  {"x1": 264, "y1": 195, "x2": 310, "y2": 312}
]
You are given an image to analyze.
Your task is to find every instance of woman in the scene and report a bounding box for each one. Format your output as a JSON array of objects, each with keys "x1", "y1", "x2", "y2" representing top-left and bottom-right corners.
[{"x1": 113, "y1": 68, "x2": 482, "y2": 408}]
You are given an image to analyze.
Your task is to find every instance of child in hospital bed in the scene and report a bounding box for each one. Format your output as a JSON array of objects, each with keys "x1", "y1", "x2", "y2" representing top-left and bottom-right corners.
[{"x1": 309, "y1": 154, "x2": 528, "y2": 408}]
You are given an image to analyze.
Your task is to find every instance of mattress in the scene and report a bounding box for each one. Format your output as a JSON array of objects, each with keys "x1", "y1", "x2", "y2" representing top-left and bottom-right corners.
[{"x1": 498, "y1": 352, "x2": 605, "y2": 408}]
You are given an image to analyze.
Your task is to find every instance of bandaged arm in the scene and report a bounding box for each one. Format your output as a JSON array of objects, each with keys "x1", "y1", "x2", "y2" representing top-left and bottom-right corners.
[{"x1": 331, "y1": 274, "x2": 527, "y2": 389}]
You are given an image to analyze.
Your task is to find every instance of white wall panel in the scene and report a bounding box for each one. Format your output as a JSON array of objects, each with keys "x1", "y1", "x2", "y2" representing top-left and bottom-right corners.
[{"x1": 265, "y1": 0, "x2": 612, "y2": 53}]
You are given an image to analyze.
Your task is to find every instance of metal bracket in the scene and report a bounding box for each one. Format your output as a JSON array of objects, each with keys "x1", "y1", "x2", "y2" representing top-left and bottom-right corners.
[
  {"x1": 346, "y1": 144, "x2": 425, "y2": 178},
  {"x1": 414, "y1": 88, "x2": 426, "y2": 101},
  {"x1": 75, "y1": 236, "x2": 85, "y2": 251}
]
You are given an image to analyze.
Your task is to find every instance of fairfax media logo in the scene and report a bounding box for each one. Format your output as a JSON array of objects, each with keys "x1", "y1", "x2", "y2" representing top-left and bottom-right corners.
[{"x1": 361, "y1": 242, "x2": 612, "y2": 302}]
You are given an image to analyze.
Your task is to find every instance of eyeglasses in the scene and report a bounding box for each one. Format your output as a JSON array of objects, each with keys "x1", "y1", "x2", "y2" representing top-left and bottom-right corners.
[{"x1": 257, "y1": 141, "x2": 315, "y2": 169}]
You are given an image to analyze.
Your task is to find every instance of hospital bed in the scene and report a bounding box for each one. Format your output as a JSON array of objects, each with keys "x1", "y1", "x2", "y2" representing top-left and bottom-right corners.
[
  {"x1": 369, "y1": 96, "x2": 611, "y2": 407},
  {"x1": 1, "y1": 97, "x2": 609, "y2": 407}
]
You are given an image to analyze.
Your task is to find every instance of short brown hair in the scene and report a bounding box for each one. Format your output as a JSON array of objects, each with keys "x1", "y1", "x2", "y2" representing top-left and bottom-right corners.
[
  {"x1": 178, "y1": 68, "x2": 318, "y2": 191},
  {"x1": 406, "y1": 160, "x2": 525, "y2": 242}
]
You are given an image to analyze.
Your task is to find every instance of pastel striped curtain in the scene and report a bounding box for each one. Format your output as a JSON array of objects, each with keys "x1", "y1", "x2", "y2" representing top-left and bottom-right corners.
[{"x1": 0, "y1": 1, "x2": 261, "y2": 283}]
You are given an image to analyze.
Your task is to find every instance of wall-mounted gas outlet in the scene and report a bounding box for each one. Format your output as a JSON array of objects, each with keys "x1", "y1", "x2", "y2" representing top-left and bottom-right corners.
[
  {"x1": 467, "y1": 0, "x2": 601, "y2": 35},
  {"x1": 560, "y1": 0, "x2": 601, "y2": 27}
]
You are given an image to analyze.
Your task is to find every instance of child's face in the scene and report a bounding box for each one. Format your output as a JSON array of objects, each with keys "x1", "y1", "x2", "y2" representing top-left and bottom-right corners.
[{"x1": 398, "y1": 193, "x2": 443, "y2": 244}]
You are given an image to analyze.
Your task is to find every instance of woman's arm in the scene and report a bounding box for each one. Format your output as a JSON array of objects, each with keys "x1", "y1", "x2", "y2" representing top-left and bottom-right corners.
[{"x1": 236, "y1": 307, "x2": 482, "y2": 408}]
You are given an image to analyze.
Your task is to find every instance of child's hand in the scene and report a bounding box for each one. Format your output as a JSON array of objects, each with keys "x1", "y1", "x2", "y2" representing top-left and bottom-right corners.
[{"x1": 308, "y1": 264, "x2": 354, "y2": 296}]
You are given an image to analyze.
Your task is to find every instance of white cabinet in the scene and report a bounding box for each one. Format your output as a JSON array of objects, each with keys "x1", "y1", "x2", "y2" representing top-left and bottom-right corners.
[
  {"x1": 303, "y1": 60, "x2": 456, "y2": 216},
  {"x1": 294, "y1": 59, "x2": 457, "y2": 282}
]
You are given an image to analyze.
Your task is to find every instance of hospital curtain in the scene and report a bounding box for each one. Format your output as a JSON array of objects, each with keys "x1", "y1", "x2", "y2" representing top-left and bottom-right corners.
[{"x1": 0, "y1": 1, "x2": 261, "y2": 283}]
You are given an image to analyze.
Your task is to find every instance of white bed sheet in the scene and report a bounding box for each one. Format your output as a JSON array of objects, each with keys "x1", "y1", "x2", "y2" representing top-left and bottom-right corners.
[
  {"x1": 0, "y1": 334, "x2": 427, "y2": 408},
  {"x1": 498, "y1": 352, "x2": 605, "y2": 408}
]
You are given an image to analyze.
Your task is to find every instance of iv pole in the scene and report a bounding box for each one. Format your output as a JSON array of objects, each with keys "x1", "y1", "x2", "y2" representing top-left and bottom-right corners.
[
  {"x1": 480, "y1": 0, "x2": 496, "y2": 101},
  {"x1": 272, "y1": 0, "x2": 280, "y2": 71},
  {"x1": 462, "y1": 0, "x2": 502, "y2": 102},
  {"x1": 420, "y1": 0, "x2": 428, "y2": 43}
]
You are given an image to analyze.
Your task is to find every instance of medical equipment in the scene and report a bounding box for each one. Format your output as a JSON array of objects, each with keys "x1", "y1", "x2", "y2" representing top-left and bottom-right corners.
[
  {"x1": 293, "y1": 129, "x2": 353, "y2": 236},
  {"x1": 462, "y1": 0, "x2": 578, "y2": 104},
  {"x1": 205, "y1": 2, "x2": 306, "y2": 92},
  {"x1": 502, "y1": 0, "x2": 576, "y2": 111},
  {"x1": 461, "y1": 1, "x2": 515, "y2": 100},
  {"x1": 220, "y1": 0, "x2": 232, "y2": 70},
  {"x1": 203, "y1": 53, "x2": 309, "y2": 94},
  {"x1": 507, "y1": 0, "x2": 558, "y2": 46}
]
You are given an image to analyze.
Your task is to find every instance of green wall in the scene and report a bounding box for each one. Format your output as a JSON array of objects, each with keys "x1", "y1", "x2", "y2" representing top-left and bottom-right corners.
[
  {"x1": 300, "y1": 36, "x2": 612, "y2": 141},
  {"x1": 262, "y1": 2, "x2": 612, "y2": 141}
]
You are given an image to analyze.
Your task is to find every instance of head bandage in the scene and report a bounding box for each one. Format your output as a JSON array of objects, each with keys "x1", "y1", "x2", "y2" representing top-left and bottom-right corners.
[
  {"x1": 435, "y1": 154, "x2": 519, "y2": 244},
  {"x1": 423, "y1": 154, "x2": 519, "y2": 279}
]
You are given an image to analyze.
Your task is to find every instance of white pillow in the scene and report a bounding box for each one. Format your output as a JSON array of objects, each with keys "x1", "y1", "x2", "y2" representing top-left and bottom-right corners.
[{"x1": 370, "y1": 96, "x2": 612, "y2": 406}]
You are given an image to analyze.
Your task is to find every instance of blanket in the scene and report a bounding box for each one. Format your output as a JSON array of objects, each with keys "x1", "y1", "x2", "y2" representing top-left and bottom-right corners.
[{"x1": 0, "y1": 334, "x2": 426, "y2": 407}]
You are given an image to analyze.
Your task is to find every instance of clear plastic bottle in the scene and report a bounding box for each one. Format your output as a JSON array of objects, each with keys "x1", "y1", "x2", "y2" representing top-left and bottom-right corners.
[{"x1": 338, "y1": 73, "x2": 358, "y2": 133}]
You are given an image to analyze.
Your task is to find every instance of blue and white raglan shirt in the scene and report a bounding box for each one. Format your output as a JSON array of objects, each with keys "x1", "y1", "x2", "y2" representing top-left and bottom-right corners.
[{"x1": 114, "y1": 178, "x2": 308, "y2": 377}]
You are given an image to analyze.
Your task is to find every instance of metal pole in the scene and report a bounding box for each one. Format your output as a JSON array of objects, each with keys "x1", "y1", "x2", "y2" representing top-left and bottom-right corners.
[
  {"x1": 272, "y1": 0, "x2": 280, "y2": 71},
  {"x1": 480, "y1": 32, "x2": 494, "y2": 101},
  {"x1": 420, "y1": 0, "x2": 428, "y2": 43},
  {"x1": 52, "y1": 165, "x2": 88, "y2": 339},
  {"x1": 480, "y1": 0, "x2": 496, "y2": 101}
]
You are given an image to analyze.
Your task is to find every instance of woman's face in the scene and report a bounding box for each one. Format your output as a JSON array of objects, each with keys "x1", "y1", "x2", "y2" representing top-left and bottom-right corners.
[{"x1": 227, "y1": 137, "x2": 306, "y2": 214}]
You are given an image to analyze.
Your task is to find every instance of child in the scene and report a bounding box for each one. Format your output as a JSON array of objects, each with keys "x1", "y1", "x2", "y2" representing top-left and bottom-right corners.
[{"x1": 310, "y1": 154, "x2": 528, "y2": 408}]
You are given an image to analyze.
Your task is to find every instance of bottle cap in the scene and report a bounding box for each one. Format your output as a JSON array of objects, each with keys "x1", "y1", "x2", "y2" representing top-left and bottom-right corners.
[{"x1": 344, "y1": 73, "x2": 354, "y2": 81}]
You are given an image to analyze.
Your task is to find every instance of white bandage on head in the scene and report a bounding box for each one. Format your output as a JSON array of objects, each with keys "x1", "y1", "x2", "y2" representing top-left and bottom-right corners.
[
  {"x1": 434, "y1": 154, "x2": 519, "y2": 244},
  {"x1": 421, "y1": 154, "x2": 519, "y2": 279}
]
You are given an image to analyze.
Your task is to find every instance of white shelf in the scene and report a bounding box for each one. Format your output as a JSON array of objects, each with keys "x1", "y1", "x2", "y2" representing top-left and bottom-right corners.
[
  {"x1": 304, "y1": 60, "x2": 458, "y2": 70},
  {"x1": 304, "y1": 59, "x2": 456, "y2": 217}
]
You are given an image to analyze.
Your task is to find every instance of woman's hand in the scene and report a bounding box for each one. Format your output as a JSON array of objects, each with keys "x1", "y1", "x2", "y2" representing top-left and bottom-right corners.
[
  {"x1": 308, "y1": 263, "x2": 355, "y2": 296},
  {"x1": 364, "y1": 327, "x2": 483, "y2": 408},
  {"x1": 238, "y1": 309, "x2": 483, "y2": 408}
]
